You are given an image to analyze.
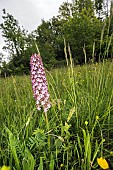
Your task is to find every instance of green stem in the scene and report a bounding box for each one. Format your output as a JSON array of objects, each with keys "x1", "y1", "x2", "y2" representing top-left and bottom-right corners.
[{"x1": 45, "y1": 112, "x2": 50, "y2": 149}]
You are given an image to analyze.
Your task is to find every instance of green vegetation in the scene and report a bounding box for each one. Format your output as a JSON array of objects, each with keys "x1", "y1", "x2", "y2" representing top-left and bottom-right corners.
[
  {"x1": 0, "y1": 0, "x2": 113, "y2": 75},
  {"x1": 0, "y1": 0, "x2": 113, "y2": 169},
  {"x1": 0, "y1": 60, "x2": 113, "y2": 169}
]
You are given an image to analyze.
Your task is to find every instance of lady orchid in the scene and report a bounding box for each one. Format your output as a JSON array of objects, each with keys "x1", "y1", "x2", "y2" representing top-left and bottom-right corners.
[{"x1": 30, "y1": 53, "x2": 51, "y2": 112}]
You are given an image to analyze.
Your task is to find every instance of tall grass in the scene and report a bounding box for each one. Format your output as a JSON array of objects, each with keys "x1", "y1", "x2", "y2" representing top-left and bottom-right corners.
[
  {"x1": 0, "y1": 58, "x2": 113, "y2": 169},
  {"x1": 0, "y1": 5, "x2": 113, "y2": 169}
]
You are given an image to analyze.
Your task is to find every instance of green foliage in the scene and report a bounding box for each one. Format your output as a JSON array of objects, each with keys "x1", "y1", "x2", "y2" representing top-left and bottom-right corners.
[
  {"x1": 5, "y1": 127, "x2": 36, "y2": 170},
  {"x1": 0, "y1": 1, "x2": 113, "y2": 76},
  {"x1": 94, "y1": 0, "x2": 104, "y2": 18},
  {"x1": 0, "y1": 10, "x2": 37, "y2": 75},
  {"x1": 0, "y1": 5, "x2": 113, "y2": 169},
  {"x1": 63, "y1": 7, "x2": 103, "y2": 63},
  {"x1": 5, "y1": 127, "x2": 20, "y2": 170},
  {"x1": 38, "y1": 157, "x2": 43, "y2": 170},
  {"x1": 0, "y1": 60, "x2": 113, "y2": 169}
]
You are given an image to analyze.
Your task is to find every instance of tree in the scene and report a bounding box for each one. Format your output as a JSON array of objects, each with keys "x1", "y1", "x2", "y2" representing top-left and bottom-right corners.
[
  {"x1": 0, "y1": 52, "x2": 4, "y2": 67},
  {"x1": 0, "y1": 9, "x2": 27, "y2": 59},
  {"x1": 34, "y1": 20, "x2": 57, "y2": 69},
  {"x1": 0, "y1": 0, "x2": 112, "y2": 76},
  {"x1": 58, "y1": 2, "x2": 73, "y2": 19},
  {"x1": 94, "y1": 0, "x2": 104, "y2": 18},
  {"x1": 0, "y1": 9, "x2": 37, "y2": 74},
  {"x1": 73, "y1": 0, "x2": 94, "y2": 13}
]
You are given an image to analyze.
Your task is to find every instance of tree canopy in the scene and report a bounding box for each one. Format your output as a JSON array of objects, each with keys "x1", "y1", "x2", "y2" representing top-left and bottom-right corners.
[{"x1": 0, "y1": 0, "x2": 113, "y2": 76}]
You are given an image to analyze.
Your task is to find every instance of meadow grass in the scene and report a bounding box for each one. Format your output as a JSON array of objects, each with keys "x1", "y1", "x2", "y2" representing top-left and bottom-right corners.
[{"x1": 0, "y1": 60, "x2": 113, "y2": 170}]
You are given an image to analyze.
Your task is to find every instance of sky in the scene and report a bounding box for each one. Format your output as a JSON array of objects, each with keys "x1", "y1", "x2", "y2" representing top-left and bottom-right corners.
[{"x1": 0, "y1": 0, "x2": 72, "y2": 56}]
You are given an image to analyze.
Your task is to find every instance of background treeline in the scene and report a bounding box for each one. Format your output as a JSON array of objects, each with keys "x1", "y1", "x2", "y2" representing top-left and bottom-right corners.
[{"x1": 0, "y1": 0, "x2": 113, "y2": 76}]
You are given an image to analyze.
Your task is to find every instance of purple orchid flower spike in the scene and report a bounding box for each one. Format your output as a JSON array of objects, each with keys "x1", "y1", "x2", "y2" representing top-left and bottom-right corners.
[{"x1": 30, "y1": 53, "x2": 51, "y2": 112}]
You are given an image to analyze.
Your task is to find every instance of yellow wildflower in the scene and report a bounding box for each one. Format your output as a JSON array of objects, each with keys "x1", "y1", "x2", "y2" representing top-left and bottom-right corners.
[
  {"x1": 110, "y1": 151, "x2": 113, "y2": 156},
  {"x1": 85, "y1": 121, "x2": 88, "y2": 125},
  {"x1": 97, "y1": 157, "x2": 109, "y2": 169},
  {"x1": 102, "y1": 139, "x2": 105, "y2": 142},
  {"x1": 60, "y1": 164, "x2": 64, "y2": 167},
  {"x1": 1, "y1": 165, "x2": 10, "y2": 170},
  {"x1": 96, "y1": 116, "x2": 99, "y2": 120}
]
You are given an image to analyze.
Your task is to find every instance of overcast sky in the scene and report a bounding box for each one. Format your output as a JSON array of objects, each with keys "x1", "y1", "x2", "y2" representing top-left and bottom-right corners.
[{"x1": 0, "y1": 0, "x2": 72, "y2": 54}]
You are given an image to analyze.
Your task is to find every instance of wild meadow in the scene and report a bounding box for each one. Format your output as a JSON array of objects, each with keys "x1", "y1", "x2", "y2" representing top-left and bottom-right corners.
[
  {"x1": 0, "y1": 0, "x2": 113, "y2": 169},
  {"x1": 0, "y1": 59, "x2": 113, "y2": 170}
]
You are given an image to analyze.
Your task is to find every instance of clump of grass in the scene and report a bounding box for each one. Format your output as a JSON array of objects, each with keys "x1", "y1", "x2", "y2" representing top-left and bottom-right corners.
[{"x1": 1, "y1": 56, "x2": 113, "y2": 169}]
